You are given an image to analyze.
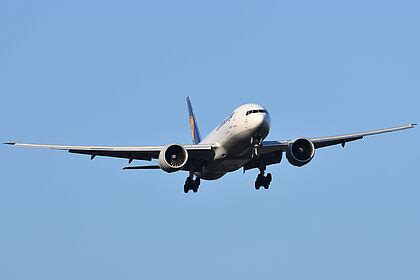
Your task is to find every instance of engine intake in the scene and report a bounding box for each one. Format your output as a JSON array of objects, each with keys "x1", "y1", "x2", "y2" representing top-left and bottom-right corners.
[
  {"x1": 286, "y1": 138, "x2": 315, "y2": 167},
  {"x1": 158, "y1": 144, "x2": 189, "y2": 173}
]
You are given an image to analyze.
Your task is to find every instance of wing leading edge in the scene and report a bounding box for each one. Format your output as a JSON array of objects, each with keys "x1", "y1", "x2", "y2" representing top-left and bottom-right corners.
[{"x1": 4, "y1": 143, "x2": 215, "y2": 162}]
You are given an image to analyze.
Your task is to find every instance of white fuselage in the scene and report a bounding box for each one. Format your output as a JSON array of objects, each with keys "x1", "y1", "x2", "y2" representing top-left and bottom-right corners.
[{"x1": 198, "y1": 104, "x2": 271, "y2": 180}]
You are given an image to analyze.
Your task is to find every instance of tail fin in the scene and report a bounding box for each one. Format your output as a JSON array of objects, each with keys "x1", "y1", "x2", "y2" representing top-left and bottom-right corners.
[{"x1": 186, "y1": 97, "x2": 202, "y2": 144}]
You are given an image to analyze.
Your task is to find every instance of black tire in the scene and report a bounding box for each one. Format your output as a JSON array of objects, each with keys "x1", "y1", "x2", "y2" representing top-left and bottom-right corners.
[
  {"x1": 184, "y1": 177, "x2": 194, "y2": 193},
  {"x1": 266, "y1": 173, "x2": 272, "y2": 183},
  {"x1": 192, "y1": 178, "x2": 200, "y2": 193}
]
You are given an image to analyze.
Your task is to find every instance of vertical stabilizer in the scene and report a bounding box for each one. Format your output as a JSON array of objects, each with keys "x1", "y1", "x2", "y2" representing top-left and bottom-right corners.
[{"x1": 186, "y1": 97, "x2": 202, "y2": 144}]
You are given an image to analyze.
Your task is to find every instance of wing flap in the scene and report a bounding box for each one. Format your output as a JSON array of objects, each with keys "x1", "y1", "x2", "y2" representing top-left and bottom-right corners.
[
  {"x1": 123, "y1": 165, "x2": 161, "y2": 170},
  {"x1": 312, "y1": 136, "x2": 363, "y2": 149},
  {"x1": 68, "y1": 149, "x2": 155, "y2": 161}
]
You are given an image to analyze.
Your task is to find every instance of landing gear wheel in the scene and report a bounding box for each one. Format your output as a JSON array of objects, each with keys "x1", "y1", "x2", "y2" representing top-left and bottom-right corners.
[
  {"x1": 184, "y1": 175, "x2": 201, "y2": 193},
  {"x1": 266, "y1": 173, "x2": 272, "y2": 183},
  {"x1": 192, "y1": 178, "x2": 200, "y2": 193},
  {"x1": 254, "y1": 169, "x2": 272, "y2": 190},
  {"x1": 263, "y1": 173, "x2": 272, "y2": 189},
  {"x1": 255, "y1": 174, "x2": 263, "y2": 190},
  {"x1": 184, "y1": 177, "x2": 192, "y2": 193}
]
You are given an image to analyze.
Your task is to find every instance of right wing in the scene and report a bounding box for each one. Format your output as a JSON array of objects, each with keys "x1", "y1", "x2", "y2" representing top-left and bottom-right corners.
[{"x1": 4, "y1": 142, "x2": 215, "y2": 162}]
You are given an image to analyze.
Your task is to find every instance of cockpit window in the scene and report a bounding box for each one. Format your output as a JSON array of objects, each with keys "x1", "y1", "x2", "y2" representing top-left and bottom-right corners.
[{"x1": 246, "y1": 109, "x2": 267, "y2": 116}]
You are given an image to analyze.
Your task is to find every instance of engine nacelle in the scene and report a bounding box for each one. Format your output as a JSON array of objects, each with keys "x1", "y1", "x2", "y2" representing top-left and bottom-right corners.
[
  {"x1": 286, "y1": 138, "x2": 315, "y2": 167},
  {"x1": 158, "y1": 144, "x2": 189, "y2": 173}
]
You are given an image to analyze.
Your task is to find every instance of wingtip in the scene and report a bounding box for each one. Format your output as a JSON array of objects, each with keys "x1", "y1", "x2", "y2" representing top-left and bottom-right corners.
[
  {"x1": 4, "y1": 142, "x2": 16, "y2": 145},
  {"x1": 412, "y1": 123, "x2": 418, "y2": 126}
]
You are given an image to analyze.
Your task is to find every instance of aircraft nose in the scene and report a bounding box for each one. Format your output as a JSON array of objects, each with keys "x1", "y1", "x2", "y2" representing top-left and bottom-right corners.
[
  {"x1": 250, "y1": 112, "x2": 271, "y2": 134},
  {"x1": 261, "y1": 113, "x2": 271, "y2": 130}
]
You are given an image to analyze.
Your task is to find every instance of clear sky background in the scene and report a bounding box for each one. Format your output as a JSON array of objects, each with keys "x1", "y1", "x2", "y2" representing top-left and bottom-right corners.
[{"x1": 1, "y1": 1, "x2": 419, "y2": 279}]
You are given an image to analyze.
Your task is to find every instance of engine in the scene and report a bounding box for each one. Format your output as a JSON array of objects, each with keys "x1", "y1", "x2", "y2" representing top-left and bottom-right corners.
[
  {"x1": 286, "y1": 138, "x2": 315, "y2": 167},
  {"x1": 158, "y1": 144, "x2": 189, "y2": 173}
]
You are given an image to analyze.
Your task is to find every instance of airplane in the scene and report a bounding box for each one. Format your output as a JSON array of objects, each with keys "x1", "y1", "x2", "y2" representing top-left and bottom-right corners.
[{"x1": 5, "y1": 97, "x2": 416, "y2": 193}]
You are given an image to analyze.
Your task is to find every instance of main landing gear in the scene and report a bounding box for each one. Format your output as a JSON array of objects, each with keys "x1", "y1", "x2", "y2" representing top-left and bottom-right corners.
[
  {"x1": 255, "y1": 167, "x2": 272, "y2": 190},
  {"x1": 184, "y1": 174, "x2": 201, "y2": 193}
]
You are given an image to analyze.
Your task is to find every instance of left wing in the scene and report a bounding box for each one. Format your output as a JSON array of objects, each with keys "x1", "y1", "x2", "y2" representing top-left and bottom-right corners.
[
  {"x1": 246, "y1": 123, "x2": 416, "y2": 170},
  {"x1": 4, "y1": 142, "x2": 215, "y2": 162},
  {"x1": 260, "y1": 123, "x2": 416, "y2": 154},
  {"x1": 309, "y1": 123, "x2": 417, "y2": 149}
]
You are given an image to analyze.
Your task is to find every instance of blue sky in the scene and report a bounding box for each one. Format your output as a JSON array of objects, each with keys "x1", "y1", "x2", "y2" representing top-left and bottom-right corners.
[{"x1": 1, "y1": 1, "x2": 419, "y2": 279}]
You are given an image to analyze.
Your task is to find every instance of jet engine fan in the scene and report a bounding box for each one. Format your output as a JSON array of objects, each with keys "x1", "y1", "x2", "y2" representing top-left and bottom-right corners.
[
  {"x1": 286, "y1": 138, "x2": 315, "y2": 167},
  {"x1": 158, "y1": 144, "x2": 189, "y2": 173}
]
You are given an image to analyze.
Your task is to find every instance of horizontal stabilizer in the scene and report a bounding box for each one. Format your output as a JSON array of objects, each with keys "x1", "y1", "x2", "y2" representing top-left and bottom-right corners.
[{"x1": 123, "y1": 165, "x2": 161, "y2": 170}]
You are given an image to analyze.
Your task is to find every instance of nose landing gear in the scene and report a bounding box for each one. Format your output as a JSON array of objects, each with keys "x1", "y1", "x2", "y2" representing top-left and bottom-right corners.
[
  {"x1": 184, "y1": 174, "x2": 201, "y2": 193},
  {"x1": 251, "y1": 136, "x2": 263, "y2": 158},
  {"x1": 255, "y1": 167, "x2": 272, "y2": 190}
]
